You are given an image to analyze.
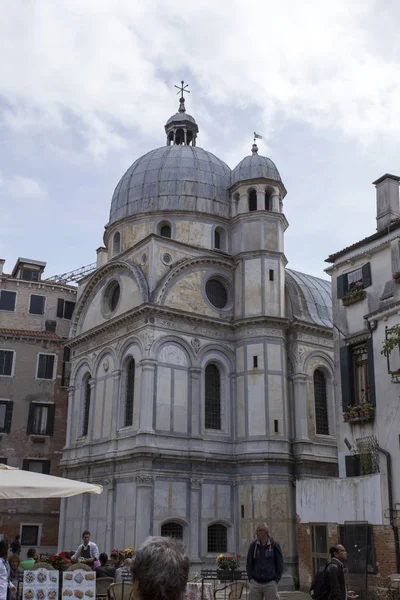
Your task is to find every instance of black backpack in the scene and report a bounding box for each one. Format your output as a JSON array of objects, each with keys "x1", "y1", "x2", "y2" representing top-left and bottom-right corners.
[{"x1": 309, "y1": 564, "x2": 330, "y2": 600}]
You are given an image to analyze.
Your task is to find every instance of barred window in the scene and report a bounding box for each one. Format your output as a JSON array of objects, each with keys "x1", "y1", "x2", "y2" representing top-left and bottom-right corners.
[
  {"x1": 161, "y1": 522, "x2": 183, "y2": 540},
  {"x1": 208, "y1": 524, "x2": 227, "y2": 553},
  {"x1": 314, "y1": 369, "x2": 329, "y2": 435},
  {"x1": 82, "y1": 376, "x2": 91, "y2": 437},
  {"x1": 124, "y1": 359, "x2": 135, "y2": 427},
  {"x1": 205, "y1": 279, "x2": 228, "y2": 309},
  {"x1": 205, "y1": 364, "x2": 221, "y2": 430}
]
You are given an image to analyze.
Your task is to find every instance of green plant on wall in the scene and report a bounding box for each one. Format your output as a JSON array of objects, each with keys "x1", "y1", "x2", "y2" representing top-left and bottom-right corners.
[{"x1": 381, "y1": 324, "x2": 400, "y2": 356}]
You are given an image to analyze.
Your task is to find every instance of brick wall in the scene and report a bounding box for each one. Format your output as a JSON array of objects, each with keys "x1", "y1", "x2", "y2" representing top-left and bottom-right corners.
[{"x1": 297, "y1": 518, "x2": 398, "y2": 593}]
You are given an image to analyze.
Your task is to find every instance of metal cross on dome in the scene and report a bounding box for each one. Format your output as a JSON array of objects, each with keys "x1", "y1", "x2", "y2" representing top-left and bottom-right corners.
[{"x1": 174, "y1": 80, "x2": 190, "y2": 98}]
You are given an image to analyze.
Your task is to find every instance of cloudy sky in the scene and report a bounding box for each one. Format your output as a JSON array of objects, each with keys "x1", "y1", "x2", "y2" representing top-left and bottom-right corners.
[{"x1": 1, "y1": 0, "x2": 400, "y2": 280}]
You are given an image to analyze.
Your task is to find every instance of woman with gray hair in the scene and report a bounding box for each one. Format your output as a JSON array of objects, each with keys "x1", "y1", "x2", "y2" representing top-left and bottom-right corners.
[{"x1": 132, "y1": 536, "x2": 189, "y2": 600}]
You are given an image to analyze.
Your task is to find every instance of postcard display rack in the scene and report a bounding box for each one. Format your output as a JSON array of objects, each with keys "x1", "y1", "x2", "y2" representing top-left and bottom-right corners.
[
  {"x1": 23, "y1": 568, "x2": 96, "y2": 600},
  {"x1": 23, "y1": 568, "x2": 59, "y2": 600},
  {"x1": 62, "y1": 569, "x2": 96, "y2": 600}
]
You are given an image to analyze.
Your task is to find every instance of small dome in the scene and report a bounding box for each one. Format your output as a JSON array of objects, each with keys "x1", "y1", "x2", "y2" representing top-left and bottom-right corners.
[
  {"x1": 166, "y1": 112, "x2": 197, "y2": 126},
  {"x1": 109, "y1": 145, "x2": 231, "y2": 225},
  {"x1": 231, "y1": 153, "x2": 282, "y2": 186}
]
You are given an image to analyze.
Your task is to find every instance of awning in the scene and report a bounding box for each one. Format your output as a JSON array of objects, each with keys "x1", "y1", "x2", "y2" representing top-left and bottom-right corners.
[{"x1": 0, "y1": 464, "x2": 103, "y2": 499}]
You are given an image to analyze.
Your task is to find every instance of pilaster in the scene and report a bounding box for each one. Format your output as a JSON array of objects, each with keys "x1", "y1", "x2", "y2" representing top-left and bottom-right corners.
[
  {"x1": 291, "y1": 373, "x2": 309, "y2": 440},
  {"x1": 135, "y1": 475, "x2": 153, "y2": 547},
  {"x1": 139, "y1": 359, "x2": 157, "y2": 433}
]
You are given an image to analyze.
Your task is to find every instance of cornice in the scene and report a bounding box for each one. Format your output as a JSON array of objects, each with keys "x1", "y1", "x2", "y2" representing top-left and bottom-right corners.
[
  {"x1": 325, "y1": 234, "x2": 400, "y2": 273},
  {"x1": 231, "y1": 209, "x2": 289, "y2": 230}
]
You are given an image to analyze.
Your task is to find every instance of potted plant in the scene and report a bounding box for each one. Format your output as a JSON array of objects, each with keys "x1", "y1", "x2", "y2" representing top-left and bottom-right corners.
[
  {"x1": 342, "y1": 282, "x2": 366, "y2": 306},
  {"x1": 360, "y1": 403, "x2": 374, "y2": 418},
  {"x1": 216, "y1": 553, "x2": 242, "y2": 580},
  {"x1": 41, "y1": 552, "x2": 70, "y2": 571},
  {"x1": 393, "y1": 272, "x2": 400, "y2": 283}
]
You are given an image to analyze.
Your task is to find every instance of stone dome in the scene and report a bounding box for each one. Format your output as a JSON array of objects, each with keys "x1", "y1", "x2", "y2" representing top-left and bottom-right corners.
[
  {"x1": 231, "y1": 152, "x2": 282, "y2": 186},
  {"x1": 109, "y1": 145, "x2": 232, "y2": 225},
  {"x1": 166, "y1": 112, "x2": 197, "y2": 125}
]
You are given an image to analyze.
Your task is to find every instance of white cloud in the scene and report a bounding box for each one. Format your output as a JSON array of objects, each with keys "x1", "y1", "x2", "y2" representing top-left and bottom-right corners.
[
  {"x1": 6, "y1": 176, "x2": 48, "y2": 202},
  {"x1": 1, "y1": 0, "x2": 400, "y2": 159}
]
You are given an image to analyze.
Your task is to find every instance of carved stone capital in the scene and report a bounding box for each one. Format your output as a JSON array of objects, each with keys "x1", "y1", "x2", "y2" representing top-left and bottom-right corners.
[
  {"x1": 189, "y1": 368, "x2": 202, "y2": 379},
  {"x1": 140, "y1": 358, "x2": 157, "y2": 371},
  {"x1": 190, "y1": 478, "x2": 202, "y2": 490},
  {"x1": 291, "y1": 373, "x2": 308, "y2": 383},
  {"x1": 135, "y1": 475, "x2": 153, "y2": 486},
  {"x1": 112, "y1": 369, "x2": 122, "y2": 379}
]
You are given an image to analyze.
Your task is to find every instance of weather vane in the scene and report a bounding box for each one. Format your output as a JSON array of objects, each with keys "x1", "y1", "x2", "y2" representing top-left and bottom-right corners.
[{"x1": 175, "y1": 80, "x2": 190, "y2": 98}]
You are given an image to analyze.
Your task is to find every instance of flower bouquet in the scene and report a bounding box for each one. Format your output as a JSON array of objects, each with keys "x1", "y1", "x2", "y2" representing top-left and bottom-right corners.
[
  {"x1": 41, "y1": 552, "x2": 70, "y2": 571},
  {"x1": 216, "y1": 553, "x2": 242, "y2": 579}
]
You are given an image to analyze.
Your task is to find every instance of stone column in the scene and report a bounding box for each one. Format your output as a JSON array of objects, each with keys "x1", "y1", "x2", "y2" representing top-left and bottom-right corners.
[
  {"x1": 139, "y1": 359, "x2": 156, "y2": 433},
  {"x1": 190, "y1": 368, "x2": 202, "y2": 436},
  {"x1": 256, "y1": 189, "x2": 264, "y2": 211},
  {"x1": 291, "y1": 373, "x2": 309, "y2": 440},
  {"x1": 105, "y1": 478, "x2": 115, "y2": 552},
  {"x1": 271, "y1": 192, "x2": 280, "y2": 212},
  {"x1": 65, "y1": 385, "x2": 75, "y2": 447},
  {"x1": 230, "y1": 373, "x2": 237, "y2": 439},
  {"x1": 238, "y1": 193, "x2": 248, "y2": 214},
  {"x1": 184, "y1": 129, "x2": 187, "y2": 145},
  {"x1": 135, "y1": 475, "x2": 153, "y2": 547},
  {"x1": 189, "y1": 478, "x2": 202, "y2": 562}
]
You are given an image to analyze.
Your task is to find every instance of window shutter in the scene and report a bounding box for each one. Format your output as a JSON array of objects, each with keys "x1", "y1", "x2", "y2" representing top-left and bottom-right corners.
[
  {"x1": 340, "y1": 345, "x2": 355, "y2": 407},
  {"x1": 22, "y1": 459, "x2": 30, "y2": 471},
  {"x1": 4, "y1": 401, "x2": 13, "y2": 434},
  {"x1": 26, "y1": 403, "x2": 35, "y2": 435},
  {"x1": 46, "y1": 404, "x2": 56, "y2": 436},
  {"x1": 362, "y1": 262, "x2": 372, "y2": 288},
  {"x1": 57, "y1": 299, "x2": 64, "y2": 318},
  {"x1": 367, "y1": 336, "x2": 376, "y2": 406},
  {"x1": 337, "y1": 275, "x2": 345, "y2": 298},
  {"x1": 42, "y1": 460, "x2": 51, "y2": 475}
]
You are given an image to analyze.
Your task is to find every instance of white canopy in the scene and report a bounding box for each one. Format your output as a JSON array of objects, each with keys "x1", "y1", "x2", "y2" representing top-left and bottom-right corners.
[{"x1": 0, "y1": 464, "x2": 103, "y2": 499}]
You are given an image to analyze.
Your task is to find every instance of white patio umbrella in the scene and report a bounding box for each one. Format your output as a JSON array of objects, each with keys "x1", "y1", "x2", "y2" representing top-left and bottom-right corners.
[{"x1": 0, "y1": 463, "x2": 103, "y2": 499}]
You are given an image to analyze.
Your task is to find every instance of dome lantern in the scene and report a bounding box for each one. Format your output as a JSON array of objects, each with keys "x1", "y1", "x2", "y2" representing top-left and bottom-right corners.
[{"x1": 165, "y1": 80, "x2": 199, "y2": 146}]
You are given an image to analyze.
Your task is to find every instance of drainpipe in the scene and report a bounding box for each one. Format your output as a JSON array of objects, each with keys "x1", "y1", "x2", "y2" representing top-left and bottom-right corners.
[{"x1": 377, "y1": 446, "x2": 400, "y2": 572}]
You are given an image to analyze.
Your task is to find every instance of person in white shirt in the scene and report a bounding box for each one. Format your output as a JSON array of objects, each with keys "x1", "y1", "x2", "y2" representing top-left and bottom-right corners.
[
  {"x1": 0, "y1": 541, "x2": 16, "y2": 600},
  {"x1": 71, "y1": 531, "x2": 99, "y2": 570}
]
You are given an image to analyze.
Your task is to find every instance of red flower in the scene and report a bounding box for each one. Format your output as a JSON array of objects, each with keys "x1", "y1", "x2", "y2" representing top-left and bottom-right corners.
[
  {"x1": 227, "y1": 556, "x2": 232, "y2": 560},
  {"x1": 236, "y1": 554, "x2": 241, "y2": 558}
]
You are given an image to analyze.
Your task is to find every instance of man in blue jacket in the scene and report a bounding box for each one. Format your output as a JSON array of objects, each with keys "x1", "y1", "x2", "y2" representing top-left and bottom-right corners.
[{"x1": 246, "y1": 522, "x2": 284, "y2": 600}]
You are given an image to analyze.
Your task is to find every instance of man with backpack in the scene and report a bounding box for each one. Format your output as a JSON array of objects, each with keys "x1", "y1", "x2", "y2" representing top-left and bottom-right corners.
[
  {"x1": 310, "y1": 544, "x2": 357, "y2": 600},
  {"x1": 246, "y1": 522, "x2": 283, "y2": 600}
]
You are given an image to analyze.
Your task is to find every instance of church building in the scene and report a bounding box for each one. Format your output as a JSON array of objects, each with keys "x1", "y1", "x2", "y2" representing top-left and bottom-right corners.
[{"x1": 60, "y1": 87, "x2": 336, "y2": 585}]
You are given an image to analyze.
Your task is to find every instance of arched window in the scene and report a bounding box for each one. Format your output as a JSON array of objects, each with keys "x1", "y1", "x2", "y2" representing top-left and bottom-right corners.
[
  {"x1": 265, "y1": 189, "x2": 273, "y2": 211},
  {"x1": 207, "y1": 524, "x2": 227, "y2": 553},
  {"x1": 248, "y1": 190, "x2": 257, "y2": 212},
  {"x1": 82, "y1": 376, "x2": 91, "y2": 437},
  {"x1": 214, "y1": 227, "x2": 226, "y2": 251},
  {"x1": 124, "y1": 359, "x2": 135, "y2": 427},
  {"x1": 175, "y1": 128, "x2": 184, "y2": 145},
  {"x1": 205, "y1": 364, "x2": 221, "y2": 430},
  {"x1": 112, "y1": 232, "x2": 121, "y2": 256},
  {"x1": 160, "y1": 224, "x2": 171, "y2": 238},
  {"x1": 161, "y1": 522, "x2": 183, "y2": 540},
  {"x1": 314, "y1": 369, "x2": 329, "y2": 435}
]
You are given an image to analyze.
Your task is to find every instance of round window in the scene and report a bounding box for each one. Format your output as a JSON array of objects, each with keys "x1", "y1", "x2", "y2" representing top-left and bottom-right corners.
[
  {"x1": 206, "y1": 279, "x2": 228, "y2": 309},
  {"x1": 104, "y1": 280, "x2": 120, "y2": 314}
]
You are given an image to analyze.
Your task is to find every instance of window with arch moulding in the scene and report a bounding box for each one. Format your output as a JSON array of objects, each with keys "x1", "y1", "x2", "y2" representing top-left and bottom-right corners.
[
  {"x1": 161, "y1": 522, "x2": 183, "y2": 540},
  {"x1": 265, "y1": 189, "x2": 273, "y2": 211},
  {"x1": 214, "y1": 229, "x2": 221, "y2": 250},
  {"x1": 82, "y1": 377, "x2": 91, "y2": 437},
  {"x1": 248, "y1": 190, "x2": 257, "y2": 212},
  {"x1": 314, "y1": 369, "x2": 329, "y2": 435},
  {"x1": 160, "y1": 224, "x2": 172, "y2": 238},
  {"x1": 205, "y1": 364, "x2": 221, "y2": 430},
  {"x1": 124, "y1": 358, "x2": 135, "y2": 427},
  {"x1": 112, "y1": 231, "x2": 121, "y2": 256},
  {"x1": 207, "y1": 524, "x2": 227, "y2": 553}
]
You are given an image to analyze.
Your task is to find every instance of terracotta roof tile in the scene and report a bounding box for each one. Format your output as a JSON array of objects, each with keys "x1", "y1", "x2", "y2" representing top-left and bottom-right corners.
[
  {"x1": 325, "y1": 219, "x2": 400, "y2": 263},
  {"x1": 0, "y1": 328, "x2": 61, "y2": 340}
]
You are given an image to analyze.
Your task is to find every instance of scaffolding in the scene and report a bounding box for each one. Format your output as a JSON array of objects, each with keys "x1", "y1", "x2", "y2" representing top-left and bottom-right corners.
[{"x1": 45, "y1": 262, "x2": 97, "y2": 284}]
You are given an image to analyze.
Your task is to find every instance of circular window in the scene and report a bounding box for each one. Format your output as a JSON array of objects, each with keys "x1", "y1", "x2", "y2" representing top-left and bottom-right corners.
[
  {"x1": 104, "y1": 280, "x2": 121, "y2": 315},
  {"x1": 206, "y1": 279, "x2": 228, "y2": 309}
]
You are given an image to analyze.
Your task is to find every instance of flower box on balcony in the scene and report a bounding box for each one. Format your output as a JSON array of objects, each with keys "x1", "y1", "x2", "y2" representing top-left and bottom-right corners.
[
  {"x1": 393, "y1": 272, "x2": 400, "y2": 283},
  {"x1": 343, "y1": 405, "x2": 375, "y2": 423},
  {"x1": 342, "y1": 290, "x2": 366, "y2": 306}
]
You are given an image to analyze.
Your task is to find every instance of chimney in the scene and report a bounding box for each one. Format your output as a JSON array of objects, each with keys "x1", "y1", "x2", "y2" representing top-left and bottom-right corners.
[
  {"x1": 0, "y1": 260, "x2": 4, "y2": 276},
  {"x1": 373, "y1": 173, "x2": 400, "y2": 231},
  {"x1": 96, "y1": 247, "x2": 108, "y2": 268}
]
